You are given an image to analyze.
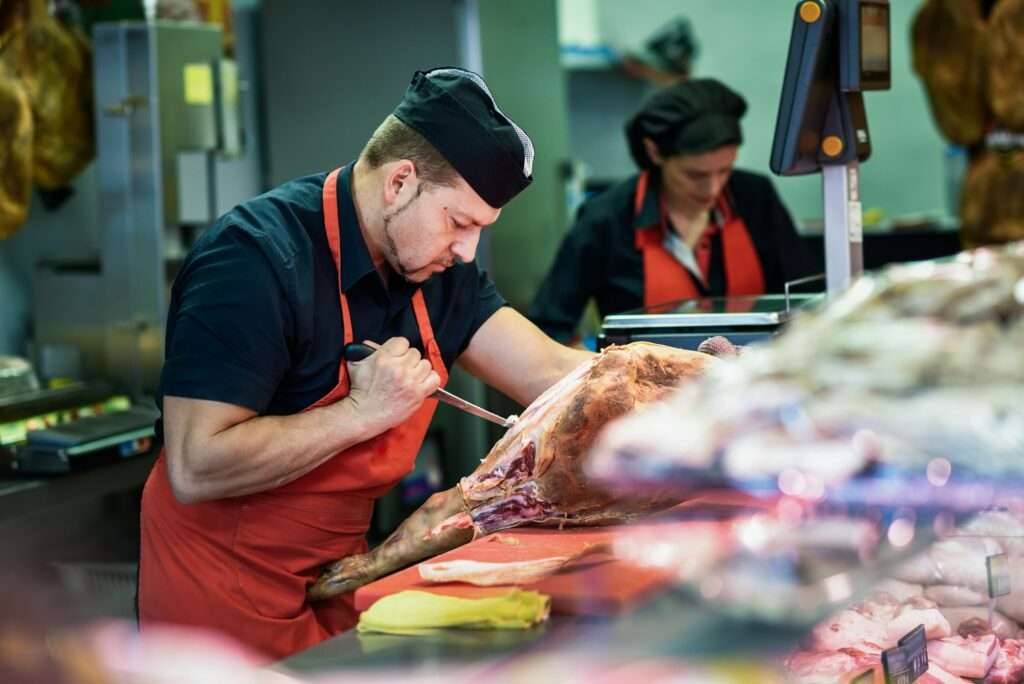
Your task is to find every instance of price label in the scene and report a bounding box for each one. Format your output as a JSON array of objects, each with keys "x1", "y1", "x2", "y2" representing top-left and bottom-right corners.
[
  {"x1": 848, "y1": 201, "x2": 864, "y2": 243},
  {"x1": 988, "y1": 553, "x2": 1012, "y2": 598},
  {"x1": 882, "y1": 624, "x2": 928, "y2": 684}
]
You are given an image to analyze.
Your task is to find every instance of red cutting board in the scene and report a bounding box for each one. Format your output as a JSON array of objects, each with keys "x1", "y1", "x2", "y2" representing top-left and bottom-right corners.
[{"x1": 354, "y1": 518, "x2": 724, "y2": 616}]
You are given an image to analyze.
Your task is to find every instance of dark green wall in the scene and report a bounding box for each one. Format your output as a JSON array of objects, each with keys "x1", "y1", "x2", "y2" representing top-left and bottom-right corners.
[{"x1": 478, "y1": 0, "x2": 571, "y2": 311}]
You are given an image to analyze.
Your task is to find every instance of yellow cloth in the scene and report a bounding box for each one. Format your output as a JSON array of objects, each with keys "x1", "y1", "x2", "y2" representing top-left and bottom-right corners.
[{"x1": 357, "y1": 590, "x2": 551, "y2": 635}]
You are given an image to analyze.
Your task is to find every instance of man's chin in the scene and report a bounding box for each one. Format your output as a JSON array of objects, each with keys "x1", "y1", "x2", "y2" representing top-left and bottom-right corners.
[{"x1": 399, "y1": 267, "x2": 436, "y2": 284}]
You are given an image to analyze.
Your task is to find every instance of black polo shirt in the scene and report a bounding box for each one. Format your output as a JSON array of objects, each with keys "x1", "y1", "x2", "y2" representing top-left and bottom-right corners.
[
  {"x1": 528, "y1": 169, "x2": 821, "y2": 342},
  {"x1": 156, "y1": 164, "x2": 506, "y2": 439}
]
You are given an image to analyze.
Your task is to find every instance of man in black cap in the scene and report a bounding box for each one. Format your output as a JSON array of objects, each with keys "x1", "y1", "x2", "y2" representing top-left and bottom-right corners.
[
  {"x1": 138, "y1": 67, "x2": 591, "y2": 659},
  {"x1": 530, "y1": 78, "x2": 820, "y2": 344}
]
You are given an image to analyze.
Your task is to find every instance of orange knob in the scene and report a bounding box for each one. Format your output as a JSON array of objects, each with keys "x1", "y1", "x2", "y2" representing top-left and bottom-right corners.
[
  {"x1": 822, "y1": 136, "x2": 844, "y2": 157},
  {"x1": 800, "y1": 2, "x2": 822, "y2": 23}
]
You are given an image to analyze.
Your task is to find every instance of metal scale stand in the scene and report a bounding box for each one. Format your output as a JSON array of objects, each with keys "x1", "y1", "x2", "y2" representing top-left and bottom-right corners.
[{"x1": 772, "y1": 0, "x2": 891, "y2": 298}]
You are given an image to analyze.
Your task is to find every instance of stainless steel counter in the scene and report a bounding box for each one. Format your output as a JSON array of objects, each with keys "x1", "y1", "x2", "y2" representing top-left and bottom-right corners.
[{"x1": 276, "y1": 589, "x2": 807, "y2": 679}]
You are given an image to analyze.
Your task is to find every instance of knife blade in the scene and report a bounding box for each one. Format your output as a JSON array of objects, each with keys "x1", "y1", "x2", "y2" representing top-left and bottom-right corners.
[{"x1": 343, "y1": 342, "x2": 518, "y2": 429}]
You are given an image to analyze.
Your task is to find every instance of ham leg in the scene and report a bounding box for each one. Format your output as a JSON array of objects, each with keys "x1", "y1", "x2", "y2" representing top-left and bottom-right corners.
[{"x1": 308, "y1": 343, "x2": 716, "y2": 601}]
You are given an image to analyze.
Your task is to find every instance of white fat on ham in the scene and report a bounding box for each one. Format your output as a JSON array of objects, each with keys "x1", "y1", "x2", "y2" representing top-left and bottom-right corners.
[
  {"x1": 927, "y1": 634, "x2": 999, "y2": 679},
  {"x1": 418, "y1": 557, "x2": 570, "y2": 586},
  {"x1": 885, "y1": 596, "x2": 952, "y2": 643}
]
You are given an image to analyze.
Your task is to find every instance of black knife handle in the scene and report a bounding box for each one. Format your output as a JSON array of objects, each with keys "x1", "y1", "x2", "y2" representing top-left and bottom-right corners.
[{"x1": 343, "y1": 342, "x2": 377, "y2": 362}]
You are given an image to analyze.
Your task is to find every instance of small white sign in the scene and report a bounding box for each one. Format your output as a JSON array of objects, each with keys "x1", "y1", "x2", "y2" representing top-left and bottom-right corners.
[{"x1": 848, "y1": 201, "x2": 864, "y2": 243}]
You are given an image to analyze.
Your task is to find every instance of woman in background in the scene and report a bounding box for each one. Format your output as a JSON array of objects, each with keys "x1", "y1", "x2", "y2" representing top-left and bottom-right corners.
[{"x1": 529, "y1": 78, "x2": 819, "y2": 343}]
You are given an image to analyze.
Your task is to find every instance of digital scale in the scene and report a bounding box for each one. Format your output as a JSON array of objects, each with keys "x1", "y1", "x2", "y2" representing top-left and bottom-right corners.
[
  {"x1": 600, "y1": 0, "x2": 891, "y2": 349},
  {"x1": 599, "y1": 293, "x2": 823, "y2": 350},
  {"x1": 5, "y1": 404, "x2": 158, "y2": 475}
]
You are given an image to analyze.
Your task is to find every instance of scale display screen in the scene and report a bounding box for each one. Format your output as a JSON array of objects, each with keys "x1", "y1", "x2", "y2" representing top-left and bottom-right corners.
[{"x1": 859, "y1": 3, "x2": 890, "y2": 87}]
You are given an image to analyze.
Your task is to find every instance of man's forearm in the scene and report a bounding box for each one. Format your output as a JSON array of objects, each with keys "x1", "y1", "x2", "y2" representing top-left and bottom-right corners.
[{"x1": 168, "y1": 398, "x2": 379, "y2": 503}]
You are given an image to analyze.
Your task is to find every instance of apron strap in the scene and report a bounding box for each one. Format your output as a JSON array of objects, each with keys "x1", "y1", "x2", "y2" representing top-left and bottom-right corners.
[
  {"x1": 321, "y1": 167, "x2": 448, "y2": 389},
  {"x1": 633, "y1": 172, "x2": 701, "y2": 307},
  {"x1": 411, "y1": 290, "x2": 449, "y2": 387},
  {"x1": 633, "y1": 173, "x2": 766, "y2": 305},
  {"x1": 322, "y1": 168, "x2": 353, "y2": 345},
  {"x1": 716, "y1": 192, "x2": 766, "y2": 296}
]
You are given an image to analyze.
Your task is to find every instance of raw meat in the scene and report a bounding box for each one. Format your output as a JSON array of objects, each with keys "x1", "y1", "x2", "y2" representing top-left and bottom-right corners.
[
  {"x1": 958, "y1": 617, "x2": 997, "y2": 639},
  {"x1": 810, "y1": 609, "x2": 889, "y2": 653},
  {"x1": 927, "y1": 634, "x2": 999, "y2": 678},
  {"x1": 418, "y1": 557, "x2": 572, "y2": 586},
  {"x1": 589, "y1": 244, "x2": 1024, "y2": 494},
  {"x1": 855, "y1": 592, "x2": 901, "y2": 624},
  {"x1": 941, "y1": 608, "x2": 1021, "y2": 640},
  {"x1": 308, "y1": 343, "x2": 717, "y2": 600},
  {"x1": 885, "y1": 596, "x2": 952, "y2": 643},
  {"x1": 785, "y1": 648, "x2": 880, "y2": 684},
  {"x1": 920, "y1": 663, "x2": 973, "y2": 684},
  {"x1": 985, "y1": 639, "x2": 1024, "y2": 683}
]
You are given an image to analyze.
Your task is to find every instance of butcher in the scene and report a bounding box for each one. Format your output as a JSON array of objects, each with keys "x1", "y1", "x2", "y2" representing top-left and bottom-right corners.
[{"x1": 138, "y1": 67, "x2": 591, "y2": 660}]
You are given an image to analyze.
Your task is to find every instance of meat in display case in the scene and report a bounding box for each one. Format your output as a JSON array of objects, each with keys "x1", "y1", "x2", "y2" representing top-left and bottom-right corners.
[{"x1": 585, "y1": 243, "x2": 1024, "y2": 682}]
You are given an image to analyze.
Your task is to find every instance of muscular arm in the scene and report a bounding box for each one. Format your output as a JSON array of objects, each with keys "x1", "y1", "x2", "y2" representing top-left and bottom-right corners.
[
  {"x1": 458, "y1": 307, "x2": 593, "y2": 407},
  {"x1": 163, "y1": 396, "x2": 376, "y2": 504},
  {"x1": 164, "y1": 337, "x2": 440, "y2": 504}
]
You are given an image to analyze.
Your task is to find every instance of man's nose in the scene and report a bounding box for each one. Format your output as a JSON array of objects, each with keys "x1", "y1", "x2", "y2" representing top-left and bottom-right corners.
[{"x1": 452, "y1": 229, "x2": 480, "y2": 263}]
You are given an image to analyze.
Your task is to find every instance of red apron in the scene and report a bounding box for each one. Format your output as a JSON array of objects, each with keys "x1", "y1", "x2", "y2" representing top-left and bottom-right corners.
[
  {"x1": 633, "y1": 170, "x2": 766, "y2": 308},
  {"x1": 138, "y1": 168, "x2": 448, "y2": 661}
]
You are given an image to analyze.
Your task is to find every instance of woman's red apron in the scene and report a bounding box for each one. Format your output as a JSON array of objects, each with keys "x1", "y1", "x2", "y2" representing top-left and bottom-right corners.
[
  {"x1": 632, "y1": 170, "x2": 766, "y2": 307},
  {"x1": 138, "y1": 167, "x2": 448, "y2": 661}
]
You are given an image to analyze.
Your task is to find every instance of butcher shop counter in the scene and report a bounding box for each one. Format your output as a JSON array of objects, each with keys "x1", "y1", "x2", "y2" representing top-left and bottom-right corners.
[
  {"x1": 276, "y1": 588, "x2": 805, "y2": 680},
  {"x1": 0, "y1": 451, "x2": 157, "y2": 571}
]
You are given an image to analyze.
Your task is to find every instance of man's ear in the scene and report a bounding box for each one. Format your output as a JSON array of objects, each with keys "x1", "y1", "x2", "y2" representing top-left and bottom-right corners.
[
  {"x1": 642, "y1": 137, "x2": 664, "y2": 167},
  {"x1": 383, "y1": 159, "x2": 418, "y2": 205}
]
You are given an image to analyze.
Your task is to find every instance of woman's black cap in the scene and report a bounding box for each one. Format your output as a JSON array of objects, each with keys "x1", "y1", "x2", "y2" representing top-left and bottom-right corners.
[{"x1": 626, "y1": 78, "x2": 747, "y2": 169}]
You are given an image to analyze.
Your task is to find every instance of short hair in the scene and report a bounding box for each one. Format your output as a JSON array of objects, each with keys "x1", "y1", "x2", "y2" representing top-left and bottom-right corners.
[{"x1": 360, "y1": 115, "x2": 460, "y2": 188}]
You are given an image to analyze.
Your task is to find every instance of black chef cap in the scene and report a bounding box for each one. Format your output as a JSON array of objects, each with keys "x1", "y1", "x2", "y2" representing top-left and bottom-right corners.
[
  {"x1": 393, "y1": 67, "x2": 534, "y2": 208},
  {"x1": 625, "y1": 78, "x2": 747, "y2": 169}
]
